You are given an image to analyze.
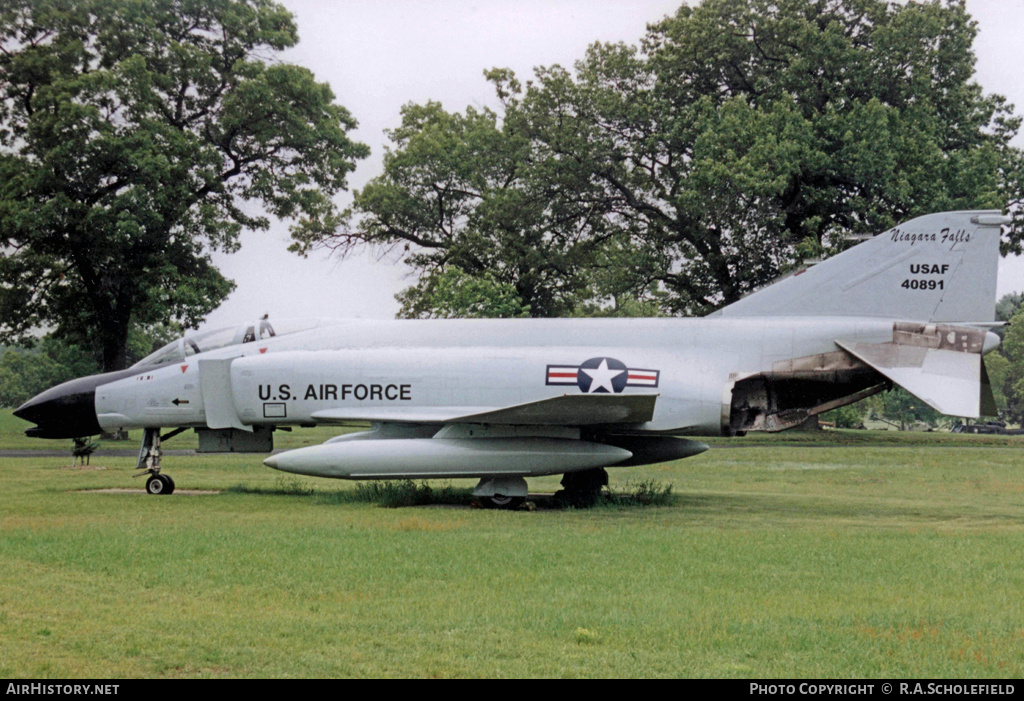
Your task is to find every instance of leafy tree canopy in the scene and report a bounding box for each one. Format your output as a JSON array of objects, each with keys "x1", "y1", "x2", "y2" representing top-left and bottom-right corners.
[
  {"x1": 0, "y1": 0, "x2": 369, "y2": 369},
  {"x1": 992, "y1": 300, "x2": 1024, "y2": 424},
  {"x1": 301, "y1": 0, "x2": 1022, "y2": 318},
  {"x1": 995, "y1": 291, "x2": 1024, "y2": 322},
  {"x1": 879, "y1": 386, "x2": 943, "y2": 430},
  {"x1": 397, "y1": 267, "x2": 531, "y2": 320}
]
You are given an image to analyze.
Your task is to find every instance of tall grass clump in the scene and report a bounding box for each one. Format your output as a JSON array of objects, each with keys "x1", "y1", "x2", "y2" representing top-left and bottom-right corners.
[
  {"x1": 228, "y1": 478, "x2": 472, "y2": 508},
  {"x1": 321, "y1": 480, "x2": 471, "y2": 508},
  {"x1": 600, "y1": 479, "x2": 675, "y2": 507}
]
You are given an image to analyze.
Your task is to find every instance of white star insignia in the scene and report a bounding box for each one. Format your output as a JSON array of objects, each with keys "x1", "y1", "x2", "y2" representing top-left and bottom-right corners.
[{"x1": 580, "y1": 359, "x2": 625, "y2": 393}]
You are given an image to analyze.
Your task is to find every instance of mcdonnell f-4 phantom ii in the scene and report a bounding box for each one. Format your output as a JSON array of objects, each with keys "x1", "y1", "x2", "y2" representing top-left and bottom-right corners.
[{"x1": 14, "y1": 210, "x2": 1007, "y2": 507}]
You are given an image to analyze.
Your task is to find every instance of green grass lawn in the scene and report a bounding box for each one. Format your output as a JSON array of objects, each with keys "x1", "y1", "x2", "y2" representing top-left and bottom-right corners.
[{"x1": 2, "y1": 409, "x2": 1023, "y2": 678}]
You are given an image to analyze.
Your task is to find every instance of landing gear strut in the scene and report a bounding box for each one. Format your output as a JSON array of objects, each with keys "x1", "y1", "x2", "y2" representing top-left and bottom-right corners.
[
  {"x1": 135, "y1": 427, "x2": 178, "y2": 495},
  {"x1": 555, "y1": 468, "x2": 608, "y2": 507}
]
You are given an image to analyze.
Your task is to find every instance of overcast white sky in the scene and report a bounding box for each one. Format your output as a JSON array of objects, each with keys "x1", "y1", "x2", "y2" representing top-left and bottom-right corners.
[{"x1": 201, "y1": 0, "x2": 1024, "y2": 329}]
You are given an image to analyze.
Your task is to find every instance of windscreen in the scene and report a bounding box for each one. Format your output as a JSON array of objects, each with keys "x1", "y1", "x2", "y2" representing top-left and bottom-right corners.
[{"x1": 131, "y1": 317, "x2": 344, "y2": 369}]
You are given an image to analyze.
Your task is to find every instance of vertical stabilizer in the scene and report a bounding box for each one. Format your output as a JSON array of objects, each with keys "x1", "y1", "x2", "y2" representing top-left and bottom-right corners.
[{"x1": 713, "y1": 211, "x2": 1006, "y2": 322}]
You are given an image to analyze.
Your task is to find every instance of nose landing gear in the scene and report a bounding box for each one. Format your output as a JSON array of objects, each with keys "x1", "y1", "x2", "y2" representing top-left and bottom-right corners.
[
  {"x1": 134, "y1": 427, "x2": 186, "y2": 495},
  {"x1": 146, "y1": 472, "x2": 175, "y2": 495}
]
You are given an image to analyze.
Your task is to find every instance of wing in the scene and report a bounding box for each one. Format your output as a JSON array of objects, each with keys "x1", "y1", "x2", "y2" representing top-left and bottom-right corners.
[
  {"x1": 310, "y1": 392, "x2": 658, "y2": 426},
  {"x1": 267, "y1": 394, "x2": 667, "y2": 481}
]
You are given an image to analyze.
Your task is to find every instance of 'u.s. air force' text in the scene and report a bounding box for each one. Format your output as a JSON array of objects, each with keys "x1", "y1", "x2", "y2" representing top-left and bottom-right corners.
[{"x1": 258, "y1": 383, "x2": 412, "y2": 401}]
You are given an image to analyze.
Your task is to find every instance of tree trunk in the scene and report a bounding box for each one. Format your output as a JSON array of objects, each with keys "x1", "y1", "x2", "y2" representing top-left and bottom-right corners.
[{"x1": 100, "y1": 307, "x2": 132, "y2": 372}]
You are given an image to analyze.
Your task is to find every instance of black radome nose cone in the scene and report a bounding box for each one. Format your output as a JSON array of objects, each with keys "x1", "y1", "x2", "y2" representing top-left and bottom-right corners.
[
  {"x1": 14, "y1": 379, "x2": 103, "y2": 439},
  {"x1": 14, "y1": 366, "x2": 144, "y2": 439}
]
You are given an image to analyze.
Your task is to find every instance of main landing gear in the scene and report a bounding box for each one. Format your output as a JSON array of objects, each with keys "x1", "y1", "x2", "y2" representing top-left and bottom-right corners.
[
  {"x1": 554, "y1": 468, "x2": 609, "y2": 507},
  {"x1": 471, "y1": 469, "x2": 610, "y2": 509},
  {"x1": 135, "y1": 427, "x2": 187, "y2": 495}
]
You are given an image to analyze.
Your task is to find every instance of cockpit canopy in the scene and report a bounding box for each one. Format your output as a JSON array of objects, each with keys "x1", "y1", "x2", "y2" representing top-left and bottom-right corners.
[{"x1": 131, "y1": 317, "x2": 343, "y2": 369}]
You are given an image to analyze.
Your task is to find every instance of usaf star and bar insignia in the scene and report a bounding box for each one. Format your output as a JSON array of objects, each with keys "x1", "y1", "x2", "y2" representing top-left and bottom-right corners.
[{"x1": 546, "y1": 357, "x2": 660, "y2": 394}]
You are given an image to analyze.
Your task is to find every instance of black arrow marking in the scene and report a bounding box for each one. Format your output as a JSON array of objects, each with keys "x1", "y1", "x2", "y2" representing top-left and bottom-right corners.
[{"x1": 172, "y1": 398, "x2": 190, "y2": 406}]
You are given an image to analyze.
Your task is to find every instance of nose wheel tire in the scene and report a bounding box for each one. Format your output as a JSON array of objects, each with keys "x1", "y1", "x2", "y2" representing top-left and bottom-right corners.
[{"x1": 146, "y1": 473, "x2": 175, "y2": 495}]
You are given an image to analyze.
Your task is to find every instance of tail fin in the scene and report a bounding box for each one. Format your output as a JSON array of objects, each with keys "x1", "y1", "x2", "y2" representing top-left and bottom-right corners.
[{"x1": 713, "y1": 210, "x2": 1006, "y2": 322}]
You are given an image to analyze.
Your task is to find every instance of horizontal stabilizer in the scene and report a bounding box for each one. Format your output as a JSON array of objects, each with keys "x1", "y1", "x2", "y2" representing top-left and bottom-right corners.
[
  {"x1": 836, "y1": 325, "x2": 994, "y2": 418},
  {"x1": 310, "y1": 393, "x2": 658, "y2": 426}
]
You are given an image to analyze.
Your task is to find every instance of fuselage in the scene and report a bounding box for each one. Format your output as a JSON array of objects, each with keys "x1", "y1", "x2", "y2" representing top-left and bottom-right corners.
[{"x1": 86, "y1": 315, "x2": 898, "y2": 438}]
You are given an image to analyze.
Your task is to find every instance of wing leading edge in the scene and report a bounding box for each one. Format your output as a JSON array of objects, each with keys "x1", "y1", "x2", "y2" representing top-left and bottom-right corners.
[{"x1": 310, "y1": 392, "x2": 658, "y2": 427}]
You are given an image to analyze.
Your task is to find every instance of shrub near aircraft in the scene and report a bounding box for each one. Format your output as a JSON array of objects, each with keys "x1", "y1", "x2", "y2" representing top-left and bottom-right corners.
[{"x1": 14, "y1": 211, "x2": 1006, "y2": 508}]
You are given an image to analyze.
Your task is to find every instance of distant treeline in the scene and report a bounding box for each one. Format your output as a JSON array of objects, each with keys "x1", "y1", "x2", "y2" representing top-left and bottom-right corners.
[{"x1": 0, "y1": 338, "x2": 100, "y2": 408}]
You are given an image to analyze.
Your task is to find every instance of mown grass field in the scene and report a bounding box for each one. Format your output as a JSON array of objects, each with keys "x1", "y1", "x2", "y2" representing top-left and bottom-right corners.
[{"x1": 2, "y1": 408, "x2": 1023, "y2": 678}]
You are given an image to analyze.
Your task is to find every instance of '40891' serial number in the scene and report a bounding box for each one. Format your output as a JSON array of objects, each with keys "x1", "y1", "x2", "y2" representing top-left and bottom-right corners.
[{"x1": 901, "y1": 278, "x2": 945, "y2": 290}]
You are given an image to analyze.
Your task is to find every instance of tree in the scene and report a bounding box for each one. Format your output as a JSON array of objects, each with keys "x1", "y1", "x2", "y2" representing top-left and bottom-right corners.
[
  {"x1": 820, "y1": 403, "x2": 865, "y2": 428},
  {"x1": 994, "y1": 303, "x2": 1024, "y2": 424},
  {"x1": 0, "y1": 336, "x2": 99, "y2": 407},
  {"x1": 996, "y1": 293, "x2": 1024, "y2": 322},
  {"x1": 0, "y1": 0, "x2": 369, "y2": 370},
  {"x1": 877, "y1": 387, "x2": 942, "y2": 431},
  {"x1": 307, "y1": 100, "x2": 626, "y2": 317},
  {"x1": 396, "y1": 267, "x2": 531, "y2": 320},
  {"x1": 304, "y1": 0, "x2": 1021, "y2": 318}
]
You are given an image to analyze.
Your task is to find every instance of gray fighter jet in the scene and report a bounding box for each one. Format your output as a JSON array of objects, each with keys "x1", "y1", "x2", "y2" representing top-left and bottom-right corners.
[{"x1": 14, "y1": 210, "x2": 1006, "y2": 506}]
